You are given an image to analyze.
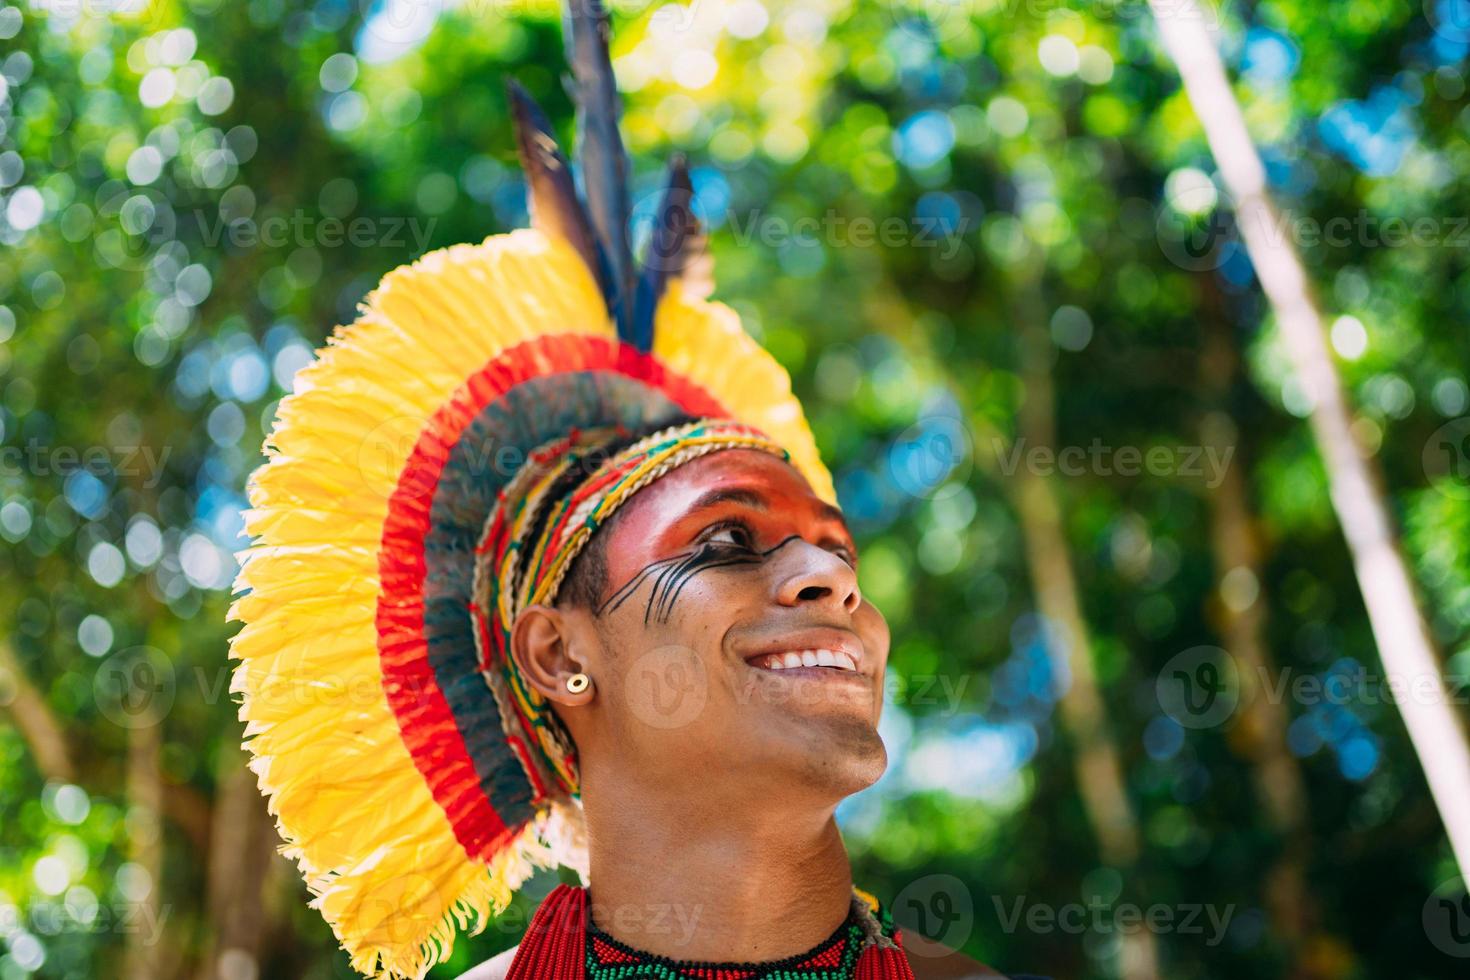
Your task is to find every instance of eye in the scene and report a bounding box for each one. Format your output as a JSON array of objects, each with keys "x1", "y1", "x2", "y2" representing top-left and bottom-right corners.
[{"x1": 699, "y1": 519, "x2": 755, "y2": 550}]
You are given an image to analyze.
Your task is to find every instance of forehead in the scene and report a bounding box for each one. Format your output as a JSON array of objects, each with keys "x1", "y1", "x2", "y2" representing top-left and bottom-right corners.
[{"x1": 606, "y1": 448, "x2": 844, "y2": 538}]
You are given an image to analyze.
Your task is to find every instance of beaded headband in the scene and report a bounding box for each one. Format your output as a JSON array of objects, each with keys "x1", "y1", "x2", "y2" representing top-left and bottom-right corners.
[{"x1": 471, "y1": 417, "x2": 790, "y2": 800}]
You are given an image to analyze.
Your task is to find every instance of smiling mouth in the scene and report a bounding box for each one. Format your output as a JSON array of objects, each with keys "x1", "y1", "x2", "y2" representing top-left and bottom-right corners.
[{"x1": 747, "y1": 649, "x2": 860, "y2": 673}]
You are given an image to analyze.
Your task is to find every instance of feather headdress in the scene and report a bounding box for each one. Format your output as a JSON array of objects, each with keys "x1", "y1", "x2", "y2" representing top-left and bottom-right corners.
[{"x1": 227, "y1": 2, "x2": 834, "y2": 977}]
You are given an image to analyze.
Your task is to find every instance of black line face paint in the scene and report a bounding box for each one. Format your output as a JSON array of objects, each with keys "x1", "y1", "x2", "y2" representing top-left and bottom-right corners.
[{"x1": 597, "y1": 534, "x2": 802, "y2": 625}]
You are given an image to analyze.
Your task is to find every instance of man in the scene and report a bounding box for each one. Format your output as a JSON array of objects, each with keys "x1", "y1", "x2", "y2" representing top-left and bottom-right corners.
[
  {"x1": 449, "y1": 423, "x2": 1008, "y2": 978},
  {"x1": 228, "y1": 2, "x2": 1035, "y2": 977}
]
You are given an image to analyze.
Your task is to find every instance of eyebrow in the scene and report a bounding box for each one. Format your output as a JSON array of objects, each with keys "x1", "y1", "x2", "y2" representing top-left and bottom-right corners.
[
  {"x1": 815, "y1": 502, "x2": 846, "y2": 527},
  {"x1": 684, "y1": 486, "x2": 770, "y2": 516}
]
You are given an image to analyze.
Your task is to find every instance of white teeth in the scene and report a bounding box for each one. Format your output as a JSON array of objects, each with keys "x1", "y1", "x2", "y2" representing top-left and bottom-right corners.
[{"x1": 754, "y1": 649, "x2": 860, "y2": 671}]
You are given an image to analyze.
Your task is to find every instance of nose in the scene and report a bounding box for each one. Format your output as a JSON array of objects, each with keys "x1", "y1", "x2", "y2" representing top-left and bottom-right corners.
[{"x1": 773, "y1": 540, "x2": 861, "y2": 615}]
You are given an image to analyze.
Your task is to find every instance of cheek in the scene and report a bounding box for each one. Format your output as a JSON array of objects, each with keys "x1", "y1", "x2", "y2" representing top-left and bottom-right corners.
[
  {"x1": 597, "y1": 580, "x2": 750, "y2": 737},
  {"x1": 656, "y1": 575, "x2": 750, "y2": 643},
  {"x1": 855, "y1": 600, "x2": 890, "y2": 664},
  {"x1": 601, "y1": 573, "x2": 743, "y2": 655}
]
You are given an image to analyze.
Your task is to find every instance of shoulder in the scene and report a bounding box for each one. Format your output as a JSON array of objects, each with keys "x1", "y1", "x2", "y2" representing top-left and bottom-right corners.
[
  {"x1": 903, "y1": 930, "x2": 1011, "y2": 979},
  {"x1": 453, "y1": 944, "x2": 517, "y2": 980}
]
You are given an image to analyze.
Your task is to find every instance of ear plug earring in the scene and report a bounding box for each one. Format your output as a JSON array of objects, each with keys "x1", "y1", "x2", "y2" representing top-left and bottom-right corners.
[{"x1": 565, "y1": 672, "x2": 591, "y2": 694}]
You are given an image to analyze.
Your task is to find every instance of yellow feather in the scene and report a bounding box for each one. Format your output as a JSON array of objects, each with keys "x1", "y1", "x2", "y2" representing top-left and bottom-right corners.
[
  {"x1": 652, "y1": 284, "x2": 836, "y2": 504},
  {"x1": 229, "y1": 226, "x2": 835, "y2": 978}
]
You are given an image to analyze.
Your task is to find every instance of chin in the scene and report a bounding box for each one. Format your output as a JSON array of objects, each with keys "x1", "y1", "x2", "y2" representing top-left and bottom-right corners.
[
  {"x1": 761, "y1": 714, "x2": 889, "y2": 798},
  {"x1": 832, "y1": 723, "x2": 889, "y2": 793}
]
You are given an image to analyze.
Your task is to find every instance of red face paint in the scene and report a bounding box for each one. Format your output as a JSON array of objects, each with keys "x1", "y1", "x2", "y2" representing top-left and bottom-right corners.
[{"x1": 596, "y1": 449, "x2": 857, "y2": 611}]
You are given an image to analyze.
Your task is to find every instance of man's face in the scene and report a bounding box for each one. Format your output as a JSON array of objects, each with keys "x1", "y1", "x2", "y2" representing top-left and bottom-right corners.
[{"x1": 560, "y1": 448, "x2": 891, "y2": 803}]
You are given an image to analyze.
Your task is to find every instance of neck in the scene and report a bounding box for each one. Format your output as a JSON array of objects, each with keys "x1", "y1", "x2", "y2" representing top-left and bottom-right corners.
[{"x1": 578, "y1": 769, "x2": 854, "y2": 963}]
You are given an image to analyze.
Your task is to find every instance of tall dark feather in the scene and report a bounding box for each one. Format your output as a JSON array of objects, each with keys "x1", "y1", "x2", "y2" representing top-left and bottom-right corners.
[
  {"x1": 563, "y1": 0, "x2": 635, "y2": 337},
  {"x1": 505, "y1": 78, "x2": 608, "y2": 299},
  {"x1": 631, "y1": 154, "x2": 711, "y2": 352}
]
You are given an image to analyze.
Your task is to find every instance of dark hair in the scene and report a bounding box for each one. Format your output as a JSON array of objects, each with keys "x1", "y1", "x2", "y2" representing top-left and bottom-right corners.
[{"x1": 551, "y1": 412, "x2": 702, "y2": 609}]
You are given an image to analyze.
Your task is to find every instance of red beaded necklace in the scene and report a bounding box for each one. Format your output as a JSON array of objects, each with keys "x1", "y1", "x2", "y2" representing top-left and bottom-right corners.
[{"x1": 506, "y1": 885, "x2": 917, "y2": 980}]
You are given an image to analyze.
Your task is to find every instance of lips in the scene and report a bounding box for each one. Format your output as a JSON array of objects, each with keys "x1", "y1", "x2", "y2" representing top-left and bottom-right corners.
[{"x1": 740, "y1": 630, "x2": 865, "y2": 676}]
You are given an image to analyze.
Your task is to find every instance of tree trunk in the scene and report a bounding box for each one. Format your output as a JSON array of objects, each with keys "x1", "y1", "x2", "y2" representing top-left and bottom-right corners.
[
  {"x1": 195, "y1": 764, "x2": 279, "y2": 980},
  {"x1": 1012, "y1": 294, "x2": 1160, "y2": 980},
  {"x1": 1198, "y1": 291, "x2": 1316, "y2": 956},
  {"x1": 0, "y1": 639, "x2": 75, "y2": 782},
  {"x1": 1151, "y1": 0, "x2": 1470, "y2": 877},
  {"x1": 123, "y1": 722, "x2": 167, "y2": 980}
]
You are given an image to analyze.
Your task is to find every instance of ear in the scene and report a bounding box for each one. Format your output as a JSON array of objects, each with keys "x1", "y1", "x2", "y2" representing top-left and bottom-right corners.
[{"x1": 509, "y1": 604, "x2": 596, "y2": 707}]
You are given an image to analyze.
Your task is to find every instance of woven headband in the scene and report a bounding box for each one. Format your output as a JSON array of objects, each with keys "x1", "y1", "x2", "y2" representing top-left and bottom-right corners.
[{"x1": 471, "y1": 417, "x2": 791, "y2": 798}]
